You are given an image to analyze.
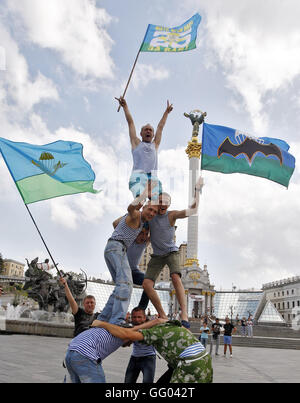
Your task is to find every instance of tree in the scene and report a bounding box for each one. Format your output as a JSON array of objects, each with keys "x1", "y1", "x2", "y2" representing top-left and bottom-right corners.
[{"x1": 0, "y1": 252, "x2": 4, "y2": 274}]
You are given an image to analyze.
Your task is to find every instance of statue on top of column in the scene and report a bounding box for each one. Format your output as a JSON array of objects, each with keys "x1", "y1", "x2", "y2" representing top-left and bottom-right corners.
[{"x1": 184, "y1": 109, "x2": 207, "y2": 138}]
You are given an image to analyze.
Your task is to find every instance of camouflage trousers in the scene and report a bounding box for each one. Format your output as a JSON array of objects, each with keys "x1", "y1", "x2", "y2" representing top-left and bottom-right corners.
[{"x1": 170, "y1": 352, "x2": 213, "y2": 383}]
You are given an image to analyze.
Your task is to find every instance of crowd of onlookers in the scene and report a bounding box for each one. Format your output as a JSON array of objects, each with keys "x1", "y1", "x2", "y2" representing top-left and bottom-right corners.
[{"x1": 125, "y1": 309, "x2": 255, "y2": 340}]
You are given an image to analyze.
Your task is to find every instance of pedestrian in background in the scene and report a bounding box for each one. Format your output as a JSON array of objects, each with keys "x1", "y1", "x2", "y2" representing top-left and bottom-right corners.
[
  {"x1": 210, "y1": 318, "x2": 222, "y2": 356},
  {"x1": 247, "y1": 317, "x2": 254, "y2": 338},
  {"x1": 199, "y1": 322, "x2": 210, "y2": 349},
  {"x1": 240, "y1": 317, "x2": 247, "y2": 337}
]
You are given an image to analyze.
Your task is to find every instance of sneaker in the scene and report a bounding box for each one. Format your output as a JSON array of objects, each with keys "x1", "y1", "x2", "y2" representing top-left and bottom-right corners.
[
  {"x1": 230, "y1": 354, "x2": 233, "y2": 358},
  {"x1": 181, "y1": 320, "x2": 191, "y2": 329},
  {"x1": 215, "y1": 353, "x2": 219, "y2": 356}
]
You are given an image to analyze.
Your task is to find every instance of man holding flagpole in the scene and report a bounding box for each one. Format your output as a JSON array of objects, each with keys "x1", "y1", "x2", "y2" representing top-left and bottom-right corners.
[{"x1": 116, "y1": 96, "x2": 173, "y2": 200}]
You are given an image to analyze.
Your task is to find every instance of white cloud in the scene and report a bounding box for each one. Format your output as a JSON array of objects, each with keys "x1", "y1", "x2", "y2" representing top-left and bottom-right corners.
[
  {"x1": 131, "y1": 63, "x2": 170, "y2": 91},
  {"x1": 198, "y1": 170, "x2": 300, "y2": 284},
  {"x1": 189, "y1": 0, "x2": 300, "y2": 133},
  {"x1": 8, "y1": 0, "x2": 115, "y2": 79},
  {"x1": 0, "y1": 23, "x2": 59, "y2": 113}
]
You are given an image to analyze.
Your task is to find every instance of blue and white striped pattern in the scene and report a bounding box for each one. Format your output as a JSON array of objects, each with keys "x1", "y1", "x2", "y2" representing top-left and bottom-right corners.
[
  {"x1": 111, "y1": 214, "x2": 143, "y2": 249},
  {"x1": 68, "y1": 328, "x2": 123, "y2": 362},
  {"x1": 179, "y1": 342, "x2": 205, "y2": 359},
  {"x1": 132, "y1": 341, "x2": 156, "y2": 357},
  {"x1": 149, "y1": 212, "x2": 179, "y2": 255}
]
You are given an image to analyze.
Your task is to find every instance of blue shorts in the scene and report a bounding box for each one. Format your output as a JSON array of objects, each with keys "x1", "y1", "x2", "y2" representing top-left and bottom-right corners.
[
  {"x1": 223, "y1": 335, "x2": 232, "y2": 345},
  {"x1": 129, "y1": 172, "x2": 162, "y2": 200}
]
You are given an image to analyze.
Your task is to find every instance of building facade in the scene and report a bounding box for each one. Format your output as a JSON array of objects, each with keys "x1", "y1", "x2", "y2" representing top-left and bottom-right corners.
[
  {"x1": 262, "y1": 276, "x2": 300, "y2": 324},
  {"x1": 2, "y1": 259, "x2": 25, "y2": 277}
]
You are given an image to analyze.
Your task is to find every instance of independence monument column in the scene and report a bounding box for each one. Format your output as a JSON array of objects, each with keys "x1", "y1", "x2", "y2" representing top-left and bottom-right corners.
[{"x1": 184, "y1": 109, "x2": 206, "y2": 266}]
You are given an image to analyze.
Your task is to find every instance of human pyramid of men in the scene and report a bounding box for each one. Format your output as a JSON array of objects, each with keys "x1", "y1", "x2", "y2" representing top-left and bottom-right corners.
[{"x1": 63, "y1": 97, "x2": 213, "y2": 383}]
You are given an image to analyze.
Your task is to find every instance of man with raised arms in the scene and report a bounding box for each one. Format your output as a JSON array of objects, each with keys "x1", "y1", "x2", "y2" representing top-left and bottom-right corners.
[{"x1": 116, "y1": 96, "x2": 173, "y2": 200}]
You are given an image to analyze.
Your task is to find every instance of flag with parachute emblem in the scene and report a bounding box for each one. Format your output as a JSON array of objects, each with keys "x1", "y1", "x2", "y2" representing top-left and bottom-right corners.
[{"x1": 0, "y1": 137, "x2": 99, "y2": 204}]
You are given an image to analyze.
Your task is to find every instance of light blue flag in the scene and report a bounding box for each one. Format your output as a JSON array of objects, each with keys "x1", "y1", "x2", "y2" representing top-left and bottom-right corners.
[
  {"x1": 0, "y1": 137, "x2": 99, "y2": 204},
  {"x1": 140, "y1": 13, "x2": 202, "y2": 53}
]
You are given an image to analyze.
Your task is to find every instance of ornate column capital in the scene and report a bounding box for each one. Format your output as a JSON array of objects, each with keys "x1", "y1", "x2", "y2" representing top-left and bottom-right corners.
[
  {"x1": 185, "y1": 139, "x2": 202, "y2": 159},
  {"x1": 184, "y1": 258, "x2": 199, "y2": 267}
]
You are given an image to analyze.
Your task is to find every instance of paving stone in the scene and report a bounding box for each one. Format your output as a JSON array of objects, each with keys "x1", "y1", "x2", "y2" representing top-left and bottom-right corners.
[{"x1": 1, "y1": 334, "x2": 300, "y2": 383}]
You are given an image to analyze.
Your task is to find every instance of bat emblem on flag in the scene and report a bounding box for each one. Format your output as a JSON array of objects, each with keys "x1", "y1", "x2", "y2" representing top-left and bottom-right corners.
[{"x1": 217, "y1": 136, "x2": 283, "y2": 166}]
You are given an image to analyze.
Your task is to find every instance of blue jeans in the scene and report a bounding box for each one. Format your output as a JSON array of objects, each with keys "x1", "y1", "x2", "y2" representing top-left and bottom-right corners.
[
  {"x1": 131, "y1": 268, "x2": 149, "y2": 311},
  {"x1": 200, "y1": 337, "x2": 208, "y2": 348},
  {"x1": 97, "y1": 240, "x2": 133, "y2": 325},
  {"x1": 65, "y1": 350, "x2": 105, "y2": 383},
  {"x1": 124, "y1": 355, "x2": 156, "y2": 383}
]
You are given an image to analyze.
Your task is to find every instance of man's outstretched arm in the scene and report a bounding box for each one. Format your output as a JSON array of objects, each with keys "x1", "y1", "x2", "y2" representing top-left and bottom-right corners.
[
  {"x1": 91, "y1": 318, "x2": 166, "y2": 341},
  {"x1": 115, "y1": 96, "x2": 140, "y2": 149},
  {"x1": 154, "y1": 100, "x2": 173, "y2": 149}
]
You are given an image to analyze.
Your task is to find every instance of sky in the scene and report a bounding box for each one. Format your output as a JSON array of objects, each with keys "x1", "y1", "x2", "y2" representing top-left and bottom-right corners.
[{"x1": 1, "y1": 0, "x2": 300, "y2": 291}]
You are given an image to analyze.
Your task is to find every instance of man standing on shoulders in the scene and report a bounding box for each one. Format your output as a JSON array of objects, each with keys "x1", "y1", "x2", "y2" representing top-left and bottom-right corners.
[
  {"x1": 223, "y1": 317, "x2": 237, "y2": 358},
  {"x1": 142, "y1": 177, "x2": 204, "y2": 328},
  {"x1": 116, "y1": 96, "x2": 173, "y2": 199},
  {"x1": 124, "y1": 307, "x2": 156, "y2": 383},
  {"x1": 97, "y1": 184, "x2": 158, "y2": 325},
  {"x1": 112, "y1": 217, "x2": 150, "y2": 311}
]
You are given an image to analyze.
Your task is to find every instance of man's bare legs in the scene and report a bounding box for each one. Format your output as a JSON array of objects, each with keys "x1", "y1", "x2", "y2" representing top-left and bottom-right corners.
[
  {"x1": 224, "y1": 344, "x2": 233, "y2": 356},
  {"x1": 143, "y1": 274, "x2": 188, "y2": 322},
  {"x1": 171, "y1": 273, "x2": 188, "y2": 322},
  {"x1": 143, "y1": 279, "x2": 168, "y2": 319}
]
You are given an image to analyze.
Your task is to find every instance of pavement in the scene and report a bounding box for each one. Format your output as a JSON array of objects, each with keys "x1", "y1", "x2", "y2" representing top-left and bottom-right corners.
[{"x1": 1, "y1": 333, "x2": 300, "y2": 383}]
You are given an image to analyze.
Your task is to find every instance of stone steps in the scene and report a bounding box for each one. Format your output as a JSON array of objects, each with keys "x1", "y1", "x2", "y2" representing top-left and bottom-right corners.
[{"x1": 192, "y1": 333, "x2": 300, "y2": 350}]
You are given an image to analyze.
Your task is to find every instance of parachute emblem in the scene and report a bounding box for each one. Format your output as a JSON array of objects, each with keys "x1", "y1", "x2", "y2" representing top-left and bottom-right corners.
[{"x1": 32, "y1": 152, "x2": 67, "y2": 176}]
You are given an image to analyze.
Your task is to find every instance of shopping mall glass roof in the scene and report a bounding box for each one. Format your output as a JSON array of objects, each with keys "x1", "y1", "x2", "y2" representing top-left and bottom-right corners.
[
  {"x1": 86, "y1": 282, "x2": 284, "y2": 323},
  {"x1": 86, "y1": 282, "x2": 169, "y2": 316}
]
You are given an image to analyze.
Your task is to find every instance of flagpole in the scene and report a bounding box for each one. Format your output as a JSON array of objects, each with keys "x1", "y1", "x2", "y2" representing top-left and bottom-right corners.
[
  {"x1": 117, "y1": 24, "x2": 150, "y2": 112},
  {"x1": 117, "y1": 48, "x2": 142, "y2": 112},
  {"x1": 24, "y1": 204, "x2": 62, "y2": 277},
  {"x1": 0, "y1": 143, "x2": 60, "y2": 277}
]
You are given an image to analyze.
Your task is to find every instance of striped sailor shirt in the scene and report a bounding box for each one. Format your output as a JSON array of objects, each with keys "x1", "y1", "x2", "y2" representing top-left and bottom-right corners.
[
  {"x1": 179, "y1": 342, "x2": 206, "y2": 359},
  {"x1": 68, "y1": 327, "x2": 123, "y2": 362},
  {"x1": 110, "y1": 214, "x2": 143, "y2": 249},
  {"x1": 132, "y1": 341, "x2": 156, "y2": 357}
]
